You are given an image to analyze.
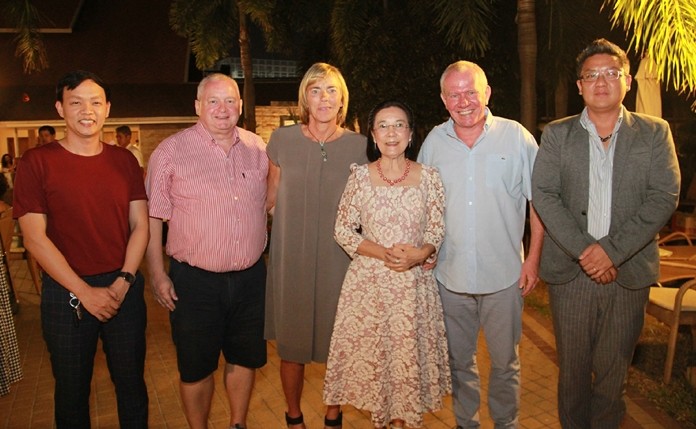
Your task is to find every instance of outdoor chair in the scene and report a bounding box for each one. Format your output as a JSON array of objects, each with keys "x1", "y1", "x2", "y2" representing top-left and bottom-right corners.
[{"x1": 646, "y1": 278, "x2": 696, "y2": 384}]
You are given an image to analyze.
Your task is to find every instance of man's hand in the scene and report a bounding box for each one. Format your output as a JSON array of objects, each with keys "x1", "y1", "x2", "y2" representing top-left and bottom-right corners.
[
  {"x1": 579, "y1": 243, "x2": 616, "y2": 283},
  {"x1": 519, "y1": 259, "x2": 540, "y2": 297},
  {"x1": 108, "y1": 277, "x2": 130, "y2": 304},
  {"x1": 79, "y1": 287, "x2": 121, "y2": 322},
  {"x1": 596, "y1": 266, "x2": 618, "y2": 284},
  {"x1": 150, "y1": 272, "x2": 178, "y2": 311}
]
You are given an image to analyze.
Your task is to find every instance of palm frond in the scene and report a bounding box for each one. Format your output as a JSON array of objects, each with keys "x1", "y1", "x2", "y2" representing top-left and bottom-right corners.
[
  {"x1": 170, "y1": 0, "x2": 238, "y2": 70},
  {"x1": 331, "y1": 0, "x2": 380, "y2": 64},
  {"x1": 604, "y1": 0, "x2": 696, "y2": 101},
  {"x1": 4, "y1": 0, "x2": 48, "y2": 74},
  {"x1": 430, "y1": 0, "x2": 495, "y2": 56}
]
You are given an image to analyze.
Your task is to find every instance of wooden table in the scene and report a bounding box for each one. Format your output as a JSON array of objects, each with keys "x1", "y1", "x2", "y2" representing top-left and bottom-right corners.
[
  {"x1": 660, "y1": 245, "x2": 696, "y2": 262},
  {"x1": 659, "y1": 245, "x2": 696, "y2": 284}
]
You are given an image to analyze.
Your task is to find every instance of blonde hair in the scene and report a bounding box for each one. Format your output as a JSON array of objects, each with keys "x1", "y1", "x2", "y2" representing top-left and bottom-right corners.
[
  {"x1": 297, "y1": 63, "x2": 349, "y2": 125},
  {"x1": 440, "y1": 60, "x2": 488, "y2": 94}
]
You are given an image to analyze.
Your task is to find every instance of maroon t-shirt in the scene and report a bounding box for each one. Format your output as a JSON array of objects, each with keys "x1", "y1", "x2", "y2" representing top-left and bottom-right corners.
[{"x1": 13, "y1": 142, "x2": 146, "y2": 276}]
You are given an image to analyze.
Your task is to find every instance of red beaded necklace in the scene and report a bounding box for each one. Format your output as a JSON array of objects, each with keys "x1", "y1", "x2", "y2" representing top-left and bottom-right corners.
[{"x1": 376, "y1": 158, "x2": 411, "y2": 186}]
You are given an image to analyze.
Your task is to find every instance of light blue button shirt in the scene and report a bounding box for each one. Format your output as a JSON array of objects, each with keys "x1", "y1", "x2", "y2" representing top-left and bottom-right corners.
[{"x1": 418, "y1": 111, "x2": 539, "y2": 294}]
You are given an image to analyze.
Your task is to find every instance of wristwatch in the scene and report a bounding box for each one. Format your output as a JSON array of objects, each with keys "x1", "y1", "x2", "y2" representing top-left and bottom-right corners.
[{"x1": 117, "y1": 271, "x2": 136, "y2": 286}]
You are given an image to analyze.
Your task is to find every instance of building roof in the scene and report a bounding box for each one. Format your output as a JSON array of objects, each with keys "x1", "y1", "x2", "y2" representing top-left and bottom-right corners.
[
  {"x1": 0, "y1": 0, "x2": 188, "y2": 88},
  {"x1": 0, "y1": 0, "x2": 84, "y2": 32},
  {"x1": 0, "y1": 0, "x2": 299, "y2": 124}
]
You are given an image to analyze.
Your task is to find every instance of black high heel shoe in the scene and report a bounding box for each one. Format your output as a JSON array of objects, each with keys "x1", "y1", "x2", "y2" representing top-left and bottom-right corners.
[
  {"x1": 285, "y1": 412, "x2": 304, "y2": 428},
  {"x1": 324, "y1": 411, "x2": 342, "y2": 428}
]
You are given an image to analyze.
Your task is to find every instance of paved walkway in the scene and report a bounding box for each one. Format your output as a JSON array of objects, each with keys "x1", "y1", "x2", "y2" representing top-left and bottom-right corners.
[{"x1": 0, "y1": 257, "x2": 682, "y2": 428}]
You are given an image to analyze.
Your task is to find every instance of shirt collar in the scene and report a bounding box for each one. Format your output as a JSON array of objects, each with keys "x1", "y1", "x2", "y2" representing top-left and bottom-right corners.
[
  {"x1": 579, "y1": 105, "x2": 625, "y2": 138},
  {"x1": 194, "y1": 122, "x2": 240, "y2": 147},
  {"x1": 446, "y1": 107, "x2": 494, "y2": 143}
]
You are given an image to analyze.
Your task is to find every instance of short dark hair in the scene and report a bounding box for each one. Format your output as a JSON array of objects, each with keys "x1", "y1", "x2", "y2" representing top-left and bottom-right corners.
[
  {"x1": 366, "y1": 100, "x2": 419, "y2": 162},
  {"x1": 576, "y1": 38, "x2": 630, "y2": 78},
  {"x1": 38, "y1": 125, "x2": 55, "y2": 135},
  {"x1": 115, "y1": 125, "x2": 131, "y2": 136},
  {"x1": 55, "y1": 70, "x2": 111, "y2": 103}
]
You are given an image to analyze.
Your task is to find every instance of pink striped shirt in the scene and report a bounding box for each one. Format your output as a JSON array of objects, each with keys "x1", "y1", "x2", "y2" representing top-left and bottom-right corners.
[{"x1": 147, "y1": 122, "x2": 268, "y2": 272}]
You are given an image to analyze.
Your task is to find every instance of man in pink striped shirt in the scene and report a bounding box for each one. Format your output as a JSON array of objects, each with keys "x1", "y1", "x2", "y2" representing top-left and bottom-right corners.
[{"x1": 145, "y1": 74, "x2": 269, "y2": 429}]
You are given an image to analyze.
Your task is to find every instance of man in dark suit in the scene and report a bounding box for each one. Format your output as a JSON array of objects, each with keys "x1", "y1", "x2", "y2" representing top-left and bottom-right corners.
[{"x1": 532, "y1": 39, "x2": 680, "y2": 428}]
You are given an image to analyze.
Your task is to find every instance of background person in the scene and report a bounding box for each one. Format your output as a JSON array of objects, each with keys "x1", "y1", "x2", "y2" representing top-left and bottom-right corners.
[
  {"x1": 418, "y1": 60, "x2": 543, "y2": 429},
  {"x1": 1, "y1": 154, "x2": 14, "y2": 205},
  {"x1": 146, "y1": 73, "x2": 268, "y2": 429},
  {"x1": 37, "y1": 125, "x2": 56, "y2": 146},
  {"x1": 265, "y1": 62, "x2": 368, "y2": 429},
  {"x1": 531, "y1": 38, "x2": 680, "y2": 428},
  {"x1": 14, "y1": 70, "x2": 149, "y2": 428},
  {"x1": 115, "y1": 125, "x2": 145, "y2": 169},
  {"x1": 323, "y1": 100, "x2": 450, "y2": 429}
]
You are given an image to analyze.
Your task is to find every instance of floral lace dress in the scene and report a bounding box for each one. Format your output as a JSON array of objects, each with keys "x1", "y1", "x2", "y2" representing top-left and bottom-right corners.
[{"x1": 323, "y1": 164, "x2": 451, "y2": 428}]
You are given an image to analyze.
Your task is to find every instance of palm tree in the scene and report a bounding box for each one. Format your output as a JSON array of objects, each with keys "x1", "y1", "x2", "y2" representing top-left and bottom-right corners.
[
  {"x1": 170, "y1": 0, "x2": 276, "y2": 132},
  {"x1": 433, "y1": 0, "x2": 539, "y2": 133},
  {"x1": 3, "y1": 0, "x2": 48, "y2": 74},
  {"x1": 604, "y1": 0, "x2": 696, "y2": 109},
  {"x1": 331, "y1": 0, "x2": 486, "y2": 132},
  {"x1": 517, "y1": 0, "x2": 537, "y2": 134},
  {"x1": 537, "y1": 0, "x2": 613, "y2": 119}
]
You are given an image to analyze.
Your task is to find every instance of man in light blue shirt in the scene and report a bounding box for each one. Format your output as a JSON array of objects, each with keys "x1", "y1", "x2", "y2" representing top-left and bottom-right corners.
[{"x1": 418, "y1": 60, "x2": 543, "y2": 429}]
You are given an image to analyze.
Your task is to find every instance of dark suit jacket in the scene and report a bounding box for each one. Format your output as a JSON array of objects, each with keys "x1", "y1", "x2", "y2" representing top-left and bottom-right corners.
[{"x1": 532, "y1": 109, "x2": 680, "y2": 288}]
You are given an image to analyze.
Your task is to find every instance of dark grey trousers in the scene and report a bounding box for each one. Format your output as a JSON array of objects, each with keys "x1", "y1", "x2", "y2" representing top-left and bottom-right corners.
[{"x1": 549, "y1": 275, "x2": 648, "y2": 429}]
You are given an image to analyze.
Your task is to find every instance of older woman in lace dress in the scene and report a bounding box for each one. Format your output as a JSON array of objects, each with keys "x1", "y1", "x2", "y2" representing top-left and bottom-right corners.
[{"x1": 324, "y1": 100, "x2": 450, "y2": 429}]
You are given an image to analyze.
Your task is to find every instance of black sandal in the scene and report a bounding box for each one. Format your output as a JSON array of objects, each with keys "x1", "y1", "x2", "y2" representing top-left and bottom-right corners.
[
  {"x1": 324, "y1": 411, "x2": 342, "y2": 428},
  {"x1": 285, "y1": 412, "x2": 304, "y2": 427}
]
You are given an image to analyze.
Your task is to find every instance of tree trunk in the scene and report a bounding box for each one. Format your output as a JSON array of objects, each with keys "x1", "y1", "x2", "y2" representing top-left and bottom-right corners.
[
  {"x1": 517, "y1": 0, "x2": 537, "y2": 135},
  {"x1": 554, "y1": 78, "x2": 568, "y2": 119},
  {"x1": 238, "y1": 8, "x2": 256, "y2": 132}
]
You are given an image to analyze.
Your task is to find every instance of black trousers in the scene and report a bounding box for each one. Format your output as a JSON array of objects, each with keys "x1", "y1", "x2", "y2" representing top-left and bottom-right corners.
[{"x1": 41, "y1": 270, "x2": 148, "y2": 429}]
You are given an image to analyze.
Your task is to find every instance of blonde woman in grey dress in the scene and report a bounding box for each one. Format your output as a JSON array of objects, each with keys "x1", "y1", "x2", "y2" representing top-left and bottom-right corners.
[{"x1": 265, "y1": 63, "x2": 368, "y2": 429}]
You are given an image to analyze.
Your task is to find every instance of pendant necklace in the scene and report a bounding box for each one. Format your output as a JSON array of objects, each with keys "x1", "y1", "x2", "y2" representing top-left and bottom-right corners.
[
  {"x1": 376, "y1": 158, "x2": 411, "y2": 186},
  {"x1": 599, "y1": 133, "x2": 613, "y2": 143},
  {"x1": 306, "y1": 126, "x2": 338, "y2": 162}
]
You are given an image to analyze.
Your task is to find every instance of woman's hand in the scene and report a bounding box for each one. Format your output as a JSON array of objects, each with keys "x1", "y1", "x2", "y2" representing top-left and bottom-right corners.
[{"x1": 384, "y1": 243, "x2": 434, "y2": 272}]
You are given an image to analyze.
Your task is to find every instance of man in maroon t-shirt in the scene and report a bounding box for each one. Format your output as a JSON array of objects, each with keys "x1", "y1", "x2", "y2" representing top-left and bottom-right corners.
[{"x1": 13, "y1": 71, "x2": 149, "y2": 429}]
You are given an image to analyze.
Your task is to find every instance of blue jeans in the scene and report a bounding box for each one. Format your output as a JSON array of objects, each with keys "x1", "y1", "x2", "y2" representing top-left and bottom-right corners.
[{"x1": 41, "y1": 270, "x2": 148, "y2": 429}]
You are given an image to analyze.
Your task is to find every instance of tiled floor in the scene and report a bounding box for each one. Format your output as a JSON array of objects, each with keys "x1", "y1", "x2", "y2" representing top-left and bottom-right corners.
[{"x1": 0, "y1": 257, "x2": 682, "y2": 428}]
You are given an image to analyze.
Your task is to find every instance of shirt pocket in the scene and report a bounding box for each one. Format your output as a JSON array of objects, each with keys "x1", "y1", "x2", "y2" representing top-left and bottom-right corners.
[
  {"x1": 485, "y1": 154, "x2": 514, "y2": 190},
  {"x1": 240, "y1": 169, "x2": 267, "y2": 202}
]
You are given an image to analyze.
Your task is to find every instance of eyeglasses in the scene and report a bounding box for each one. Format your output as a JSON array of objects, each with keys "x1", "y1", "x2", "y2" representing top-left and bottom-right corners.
[
  {"x1": 374, "y1": 122, "x2": 410, "y2": 133},
  {"x1": 579, "y1": 69, "x2": 625, "y2": 82}
]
